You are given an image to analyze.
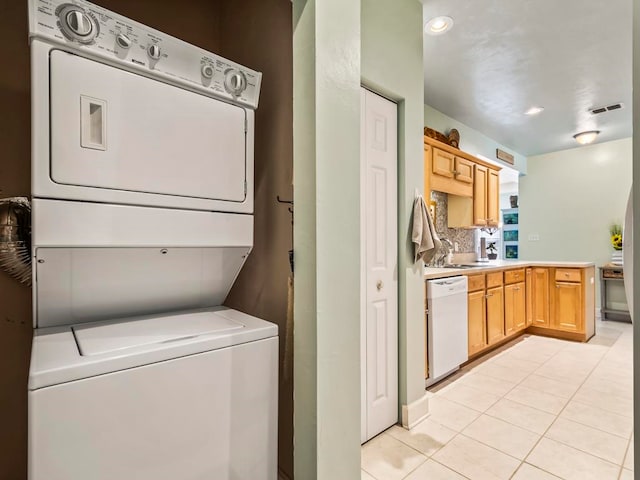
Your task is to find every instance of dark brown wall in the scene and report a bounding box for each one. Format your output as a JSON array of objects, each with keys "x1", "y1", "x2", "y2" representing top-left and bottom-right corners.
[
  {"x1": 222, "y1": 2, "x2": 294, "y2": 478},
  {"x1": 0, "y1": 1, "x2": 292, "y2": 478},
  {"x1": 0, "y1": 1, "x2": 33, "y2": 478}
]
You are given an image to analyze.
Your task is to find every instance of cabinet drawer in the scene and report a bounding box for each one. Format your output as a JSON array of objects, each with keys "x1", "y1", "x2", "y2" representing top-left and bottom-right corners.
[
  {"x1": 467, "y1": 274, "x2": 486, "y2": 292},
  {"x1": 555, "y1": 268, "x2": 581, "y2": 283},
  {"x1": 454, "y1": 157, "x2": 474, "y2": 184},
  {"x1": 504, "y1": 269, "x2": 525, "y2": 284},
  {"x1": 432, "y1": 148, "x2": 454, "y2": 178},
  {"x1": 486, "y1": 271, "x2": 503, "y2": 288}
]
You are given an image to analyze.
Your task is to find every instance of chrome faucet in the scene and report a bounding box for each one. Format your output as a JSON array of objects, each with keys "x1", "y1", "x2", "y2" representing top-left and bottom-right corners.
[{"x1": 433, "y1": 238, "x2": 453, "y2": 267}]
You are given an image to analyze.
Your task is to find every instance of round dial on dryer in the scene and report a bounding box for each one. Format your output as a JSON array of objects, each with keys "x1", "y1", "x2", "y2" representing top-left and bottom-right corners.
[
  {"x1": 147, "y1": 44, "x2": 162, "y2": 60},
  {"x1": 224, "y1": 69, "x2": 247, "y2": 96},
  {"x1": 116, "y1": 33, "x2": 132, "y2": 49},
  {"x1": 57, "y1": 4, "x2": 99, "y2": 44}
]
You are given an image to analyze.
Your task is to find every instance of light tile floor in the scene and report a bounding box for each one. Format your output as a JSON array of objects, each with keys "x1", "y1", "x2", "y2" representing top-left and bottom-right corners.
[{"x1": 361, "y1": 320, "x2": 634, "y2": 480}]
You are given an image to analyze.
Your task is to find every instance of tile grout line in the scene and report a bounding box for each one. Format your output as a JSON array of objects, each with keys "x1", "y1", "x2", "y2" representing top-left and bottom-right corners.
[{"x1": 511, "y1": 333, "x2": 630, "y2": 478}]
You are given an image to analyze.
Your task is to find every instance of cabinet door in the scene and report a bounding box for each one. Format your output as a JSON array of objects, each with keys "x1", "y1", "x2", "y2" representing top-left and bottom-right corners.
[
  {"x1": 468, "y1": 290, "x2": 487, "y2": 356},
  {"x1": 424, "y1": 143, "x2": 432, "y2": 196},
  {"x1": 454, "y1": 157, "x2": 474, "y2": 184},
  {"x1": 473, "y1": 165, "x2": 488, "y2": 226},
  {"x1": 526, "y1": 268, "x2": 533, "y2": 326},
  {"x1": 532, "y1": 268, "x2": 550, "y2": 327},
  {"x1": 432, "y1": 148, "x2": 455, "y2": 178},
  {"x1": 487, "y1": 169, "x2": 500, "y2": 226},
  {"x1": 504, "y1": 283, "x2": 516, "y2": 335},
  {"x1": 552, "y1": 281, "x2": 583, "y2": 332},
  {"x1": 513, "y1": 282, "x2": 526, "y2": 331},
  {"x1": 486, "y1": 286, "x2": 504, "y2": 345}
]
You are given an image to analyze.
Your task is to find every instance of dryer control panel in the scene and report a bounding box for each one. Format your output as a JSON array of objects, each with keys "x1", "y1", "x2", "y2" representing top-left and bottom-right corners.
[{"x1": 28, "y1": 0, "x2": 262, "y2": 109}]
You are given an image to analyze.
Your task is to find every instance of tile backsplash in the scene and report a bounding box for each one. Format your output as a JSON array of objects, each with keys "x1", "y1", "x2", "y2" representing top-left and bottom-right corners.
[{"x1": 431, "y1": 191, "x2": 476, "y2": 253}]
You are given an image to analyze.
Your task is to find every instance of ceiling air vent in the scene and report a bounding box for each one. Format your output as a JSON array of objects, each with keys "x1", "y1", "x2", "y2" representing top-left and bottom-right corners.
[{"x1": 590, "y1": 103, "x2": 624, "y2": 115}]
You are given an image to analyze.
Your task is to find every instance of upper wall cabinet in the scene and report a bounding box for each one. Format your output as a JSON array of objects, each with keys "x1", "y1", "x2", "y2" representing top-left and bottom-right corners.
[{"x1": 423, "y1": 136, "x2": 501, "y2": 228}]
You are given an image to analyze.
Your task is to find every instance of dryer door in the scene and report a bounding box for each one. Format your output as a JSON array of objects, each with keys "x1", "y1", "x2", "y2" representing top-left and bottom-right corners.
[{"x1": 49, "y1": 50, "x2": 247, "y2": 203}]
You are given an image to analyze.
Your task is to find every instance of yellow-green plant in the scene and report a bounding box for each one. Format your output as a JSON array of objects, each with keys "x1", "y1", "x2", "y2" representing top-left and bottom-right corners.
[{"x1": 610, "y1": 224, "x2": 622, "y2": 251}]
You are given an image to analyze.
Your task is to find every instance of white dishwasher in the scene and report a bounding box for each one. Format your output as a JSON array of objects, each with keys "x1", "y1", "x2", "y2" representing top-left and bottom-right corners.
[{"x1": 426, "y1": 276, "x2": 468, "y2": 387}]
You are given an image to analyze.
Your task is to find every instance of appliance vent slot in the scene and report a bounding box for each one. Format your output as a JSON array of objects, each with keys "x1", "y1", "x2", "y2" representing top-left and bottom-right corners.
[{"x1": 590, "y1": 103, "x2": 624, "y2": 115}]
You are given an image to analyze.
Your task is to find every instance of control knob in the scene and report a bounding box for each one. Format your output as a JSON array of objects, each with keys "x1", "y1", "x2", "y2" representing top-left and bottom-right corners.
[
  {"x1": 201, "y1": 64, "x2": 215, "y2": 79},
  {"x1": 57, "y1": 4, "x2": 99, "y2": 44},
  {"x1": 224, "y1": 69, "x2": 247, "y2": 96},
  {"x1": 116, "y1": 33, "x2": 132, "y2": 49},
  {"x1": 147, "y1": 44, "x2": 162, "y2": 60}
]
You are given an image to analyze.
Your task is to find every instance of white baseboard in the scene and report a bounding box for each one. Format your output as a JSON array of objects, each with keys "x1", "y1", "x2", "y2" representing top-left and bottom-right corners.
[{"x1": 401, "y1": 392, "x2": 431, "y2": 429}]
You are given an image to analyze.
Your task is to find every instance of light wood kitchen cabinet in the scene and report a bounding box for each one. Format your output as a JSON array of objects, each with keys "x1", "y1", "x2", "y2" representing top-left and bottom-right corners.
[
  {"x1": 468, "y1": 290, "x2": 487, "y2": 356},
  {"x1": 531, "y1": 268, "x2": 550, "y2": 327},
  {"x1": 424, "y1": 142, "x2": 432, "y2": 196},
  {"x1": 487, "y1": 169, "x2": 500, "y2": 226},
  {"x1": 504, "y1": 281, "x2": 526, "y2": 335},
  {"x1": 526, "y1": 268, "x2": 533, "y2": 326},
  {"x1": 552, "y1": 278, "x2": 583, "y2": 332},
  {"x1": 473, "y1": 165, "x2": 488, "y2": 226},
  {"x1": 430, "y1": 147, "x2": 474, "y2": 197},
  {"x1": 486, "y1": 286, "x2": 505, "y2": 345}
]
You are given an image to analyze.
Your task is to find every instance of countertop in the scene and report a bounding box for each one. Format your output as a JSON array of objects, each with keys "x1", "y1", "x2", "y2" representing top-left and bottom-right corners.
[{"x1": 424, "y1": 260, "x2": 595, "y2": 280}]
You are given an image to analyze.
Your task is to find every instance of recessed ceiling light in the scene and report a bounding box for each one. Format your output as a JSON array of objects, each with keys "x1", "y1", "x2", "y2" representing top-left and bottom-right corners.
[
  {"x1": 524, "y1": 106, "x2": 544, "y2": 116},
  {"x1": 425, "y1": 16, "x2": 454, "y2": 35},
  {"x1": 573, "y1": 130, "x2": 600, "y2": 145}
]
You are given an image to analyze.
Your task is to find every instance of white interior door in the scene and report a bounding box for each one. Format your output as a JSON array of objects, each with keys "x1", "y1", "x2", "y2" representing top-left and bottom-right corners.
[{"x1": 361, "y1": 88, "x2": 398, "y2": 443}]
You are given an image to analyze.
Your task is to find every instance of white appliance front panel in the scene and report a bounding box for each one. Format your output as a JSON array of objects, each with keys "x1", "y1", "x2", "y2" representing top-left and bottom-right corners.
[
  {"x1": 29, "y1": 336, "x2": 278, "y2": 480},
  {"x1": 35, "y1": 247, "x2": 250, "y2": 328},
  {"x1": 50, "y1": 50, "x2": 246, "y2": 203}
]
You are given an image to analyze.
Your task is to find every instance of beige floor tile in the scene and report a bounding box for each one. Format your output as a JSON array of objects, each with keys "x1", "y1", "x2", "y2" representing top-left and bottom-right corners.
[
  {"x1": 427, "y1": 396, "x2": 481, "y2": 432},
  {"x1": 620, "y1": 469, "x2": 634, "y2": 480},
  {"x1": 403, "y1": 459, "x2": 466, "y2": 480},
  {"x1": 458, "y1": 372, "x2": 517, "y2": 396},
  {"x1": 503, "y1": 345, "x2": 555, "y2": 364},
  {"x1": 473, "y1": 361, "x2": 530, "y2": 383},
  {"x1": 511, "y1": 463, "x2": 561, "y2": 479},
  {"x1": 361, "y1": 469, "x2": 376, "y2": 480},
  {"x1": 519, "y1": 374, "x2": 581, "y2": 399},
  {"x1": 581, "y1": 377, "x2": 633, "y2": 400},
  {"x1": 526, "y1": 437, "x2": 619, "y2": 480},
  {"x1": 361, "y1": 433, "x2": 427, "y2": 480},
  {"x1": 624, "y1": 436, "x2": 634, "y2": 470},
  {"x1": 559, "y1": 400, "x2": 633, "y2": 439},
  {"x1": 491, "y1": 354, "x2": 540, "y2": 374},
  {"x1": 386, "y1": 419, "x2": 456, "y2": 457},
  {"x1": 462, "y1": 414, "x2": 540, "y2": 460},
  {"x1": 438, "y1": 383, "x2": 501, "y2": 412},
  {"x1": 505, "y1": 385, "x2": 568, "y2": 415},
  {"x1": 485, "y1": 398, "x2": 556, "y2": 435},
  {"x1": 432, "y1": 434, "x2": 520, "y2": 480},
  {"x1": 545, "y1": 418, "x2": 628, "y2": 465},
  {"x1": 573, "y1": 386, "x2": 633, "y2": 418}
]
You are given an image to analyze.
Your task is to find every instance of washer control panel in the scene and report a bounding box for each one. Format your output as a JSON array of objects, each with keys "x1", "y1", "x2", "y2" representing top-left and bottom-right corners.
[{"x1": 29, "y1": 0, "x2": 261, "y2": 108}]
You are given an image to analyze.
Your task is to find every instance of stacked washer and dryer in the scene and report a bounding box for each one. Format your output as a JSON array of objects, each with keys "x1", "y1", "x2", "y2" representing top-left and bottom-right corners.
[{"x1": 27, "y1": 1, "x2": 277, "y2": 479}]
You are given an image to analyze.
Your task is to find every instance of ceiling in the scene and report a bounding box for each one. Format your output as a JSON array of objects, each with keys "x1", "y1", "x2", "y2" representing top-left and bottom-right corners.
[{"x1": 423, "y1": 0, "x2": 632, "y2": 156}]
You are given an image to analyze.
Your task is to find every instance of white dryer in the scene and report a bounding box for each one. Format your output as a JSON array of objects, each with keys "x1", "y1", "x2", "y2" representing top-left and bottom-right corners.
[{"x1": 27, "y1": 1, "x2": 277, "y2": 479}]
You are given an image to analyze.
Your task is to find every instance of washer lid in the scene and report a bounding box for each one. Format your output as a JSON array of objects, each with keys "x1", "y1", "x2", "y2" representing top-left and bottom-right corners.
[{"x1": 73, "y1": 310, "x2": 245, "y2": 356}]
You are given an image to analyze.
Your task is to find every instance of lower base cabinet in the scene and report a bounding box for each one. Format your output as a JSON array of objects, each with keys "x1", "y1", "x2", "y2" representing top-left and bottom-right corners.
[
  {"x1": 486, "y1": 286, "x2": 505, "y2": 345},
  {"x1": 505, "y1": 281, "x2": 526, "y2": 335},
  {"x1": 468, "y1": 290, "x2": 487, "y2": 356}
]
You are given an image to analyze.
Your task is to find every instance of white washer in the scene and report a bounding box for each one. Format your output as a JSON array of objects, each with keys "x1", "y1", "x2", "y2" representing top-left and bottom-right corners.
[{"x1": 27, "y1": 1, "x2": 276, "y2": 479}]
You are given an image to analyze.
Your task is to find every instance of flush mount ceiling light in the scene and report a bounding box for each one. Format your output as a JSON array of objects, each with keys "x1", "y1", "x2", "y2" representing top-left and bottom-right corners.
[
  {"x1": 573, "y1": 130, "x2": 600, "y2": 145},
  {"x1": 425, "y1": 16, "x2": 454, "y2": 35},
  {"x1": 524, "y1": 106, "x2": 544, "y2": 116}
]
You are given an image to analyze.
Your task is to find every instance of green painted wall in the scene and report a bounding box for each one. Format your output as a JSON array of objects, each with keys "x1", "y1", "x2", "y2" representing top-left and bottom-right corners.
[
  {"x1": 424, "y1": 104, "x2": 528, "y2": 174},
  {"x1": 519, "y1": 138, "x2": 632, "y2": 308},
  {"x1": 293, "y1": 0, "x2": 361, "y2": 478},
  {"x1": 293, "y1": 0, "x2": 425, "y2": 477},
  {"x1": 362, "y1": 0, "x2": 425, "y2": 412}
]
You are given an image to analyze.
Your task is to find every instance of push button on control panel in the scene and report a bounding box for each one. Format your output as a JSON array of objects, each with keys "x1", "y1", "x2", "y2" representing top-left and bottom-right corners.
[{"x1": 201, "y1": 64, "x2": 215, "y2": 79}]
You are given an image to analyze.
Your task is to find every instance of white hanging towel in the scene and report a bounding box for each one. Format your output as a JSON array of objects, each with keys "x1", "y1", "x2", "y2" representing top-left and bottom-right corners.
[{"x1": 412, "y1": 193, "x2": 441, "y2": 263}]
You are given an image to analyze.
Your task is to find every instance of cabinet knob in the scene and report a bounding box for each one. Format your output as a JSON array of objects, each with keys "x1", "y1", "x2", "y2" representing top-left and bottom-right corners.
[{"x1": 377, "y1": 280, "x2": 383, "y2": 291}]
